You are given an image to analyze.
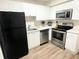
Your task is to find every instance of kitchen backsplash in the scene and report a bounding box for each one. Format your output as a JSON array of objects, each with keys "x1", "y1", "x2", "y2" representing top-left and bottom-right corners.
[
  {"x1": 34, "y1": 20, "x2": 56, "y2": 27},
  {"x1": 25, "y1": 16, "x2": 36, "y2": 29},
  {"x1": 25, "y1": 16, "x2": 36, "y2": 22},
  {"x1": 55, "y1": 20, "x2": 79, "y2": 26},
  {"x1": 25, "y1": 17, "x2": 79, "y2": 27}
]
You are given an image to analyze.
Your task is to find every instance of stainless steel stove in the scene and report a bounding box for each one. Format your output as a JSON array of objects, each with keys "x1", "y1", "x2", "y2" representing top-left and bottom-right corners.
[{"x1": 51, "y1": 25, "x2": 73, "y2": 49}]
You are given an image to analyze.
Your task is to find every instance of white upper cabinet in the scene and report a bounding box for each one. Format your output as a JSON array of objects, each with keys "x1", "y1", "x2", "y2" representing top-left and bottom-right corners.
[
  {"x1": 23, "y1": 4, "x2": 50, "y2": 20},
  {"x1": 0, "y1": 0, "x2": 50, "y2": 20}
]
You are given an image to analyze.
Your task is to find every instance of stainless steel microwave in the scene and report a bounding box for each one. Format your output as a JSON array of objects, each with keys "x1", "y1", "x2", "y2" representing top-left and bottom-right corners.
[{"x1": 56, "y1": 9, "x2": 73, "y2": 20}]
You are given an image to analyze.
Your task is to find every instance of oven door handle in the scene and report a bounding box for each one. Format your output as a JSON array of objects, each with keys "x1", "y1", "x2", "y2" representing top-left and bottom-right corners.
[{"x1": 53, "y1": 30, "x2": 66, "y2": 34}]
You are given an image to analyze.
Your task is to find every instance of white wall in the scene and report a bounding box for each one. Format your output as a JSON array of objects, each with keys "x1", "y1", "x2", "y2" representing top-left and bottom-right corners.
[
  {"x1": 50, "y1": 0, "x2": 79, "y2": 20},
  {"x1": 0, "y1": 0, "x2": 50, "y2": 20}
]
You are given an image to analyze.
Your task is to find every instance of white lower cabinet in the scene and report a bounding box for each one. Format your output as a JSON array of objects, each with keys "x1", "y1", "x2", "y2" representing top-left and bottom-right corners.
[
  {"x1": 27, "y1": 31, "x2": 40, "y2": 49},
  {"x1": 65, "y1": 32, "x2": 79, "y2": 54}
]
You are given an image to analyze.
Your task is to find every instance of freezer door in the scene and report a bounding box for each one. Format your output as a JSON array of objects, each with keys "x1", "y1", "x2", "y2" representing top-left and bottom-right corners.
[{"x1": 1, "y1": 12, "x2": 26, "y2": 29}]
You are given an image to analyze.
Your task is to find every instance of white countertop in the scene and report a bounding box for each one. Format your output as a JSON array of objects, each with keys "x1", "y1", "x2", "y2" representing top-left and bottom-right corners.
[
  {"x1": 67, "y1": 25, "x2": 79, "y2": 34},
  {"x1": 27, "y1": 26, "x2": 56, "y2": 33},
  {"x1": 67, "y1": 29, "x2": 79, "y2": 34},
  {"x1": 27, "y1": 30, "x2": 39, "y2": 33},
  {"x1": 36, "y1": 26, "x2": 55, "y2": 30}
]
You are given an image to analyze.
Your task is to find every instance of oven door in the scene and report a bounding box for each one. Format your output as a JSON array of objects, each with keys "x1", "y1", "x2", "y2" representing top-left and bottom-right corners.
[
  {"x1": 52, "y1": 30, "x2": 66, "y2": 44},
  {"x1": 52, "y1": 30, "x2": 66, "y2": 49}
]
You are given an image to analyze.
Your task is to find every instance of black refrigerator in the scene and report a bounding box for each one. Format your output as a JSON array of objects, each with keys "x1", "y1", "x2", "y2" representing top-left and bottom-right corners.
[{"x1": 0, "y1": 11, "x2": 28, "y2": 59}]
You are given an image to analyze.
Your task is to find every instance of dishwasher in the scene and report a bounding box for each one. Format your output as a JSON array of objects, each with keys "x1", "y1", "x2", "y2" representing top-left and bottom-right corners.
[{"x1": 40, "y1": 29, "x2": 49, "y2": 45}]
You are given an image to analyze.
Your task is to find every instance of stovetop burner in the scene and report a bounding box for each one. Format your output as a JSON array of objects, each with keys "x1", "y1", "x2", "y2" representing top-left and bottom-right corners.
[{"x1": 53, "y1": 25, "x2": 73, "y2": 32}]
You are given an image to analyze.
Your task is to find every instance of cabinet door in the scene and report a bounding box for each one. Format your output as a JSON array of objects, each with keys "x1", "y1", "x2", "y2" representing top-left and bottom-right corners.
[
  {"x1": 65, "y1": 33, "x2": 78, "y2": 53},
  {"x1": 27, "y1": 31, "x2": 40, "y2": 49},
  {"x1": 34, "y1": 31, "x2": 40, "y2": 48},
  {"x1": 27, "y1": 32, "x2": 34, "y2": 49}
]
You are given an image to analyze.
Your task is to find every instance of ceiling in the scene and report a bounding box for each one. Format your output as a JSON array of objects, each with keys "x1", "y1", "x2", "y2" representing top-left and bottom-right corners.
[
  {"x1": 13, "y1": 0, "x2": 73, "y2": 6},
  {"x1": 13, "y1": 0, "x2": 51, "y2": 5}
]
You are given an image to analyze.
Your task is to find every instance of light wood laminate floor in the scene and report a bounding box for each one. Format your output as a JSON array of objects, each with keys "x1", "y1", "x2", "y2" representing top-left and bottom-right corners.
[{"x1": 20, "y1": 43, "x2": 79, "y2": 59}]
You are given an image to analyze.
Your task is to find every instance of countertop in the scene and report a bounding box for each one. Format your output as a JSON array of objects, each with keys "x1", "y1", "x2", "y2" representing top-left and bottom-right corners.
[
  {"x1": 36, "y1": 26, "x2": 55, "y2": 30},
  {"x1": 27, "y1": 26, "x2": 56, "y2": 33},
  {"x1": 67, "y1": 25, "x2": 79, "y2": 34}
]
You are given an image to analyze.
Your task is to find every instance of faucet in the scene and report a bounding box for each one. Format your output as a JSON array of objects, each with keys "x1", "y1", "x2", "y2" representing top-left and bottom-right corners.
[{"x1": 28, "y1": 25, "x2": 31, "y2": 30}]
